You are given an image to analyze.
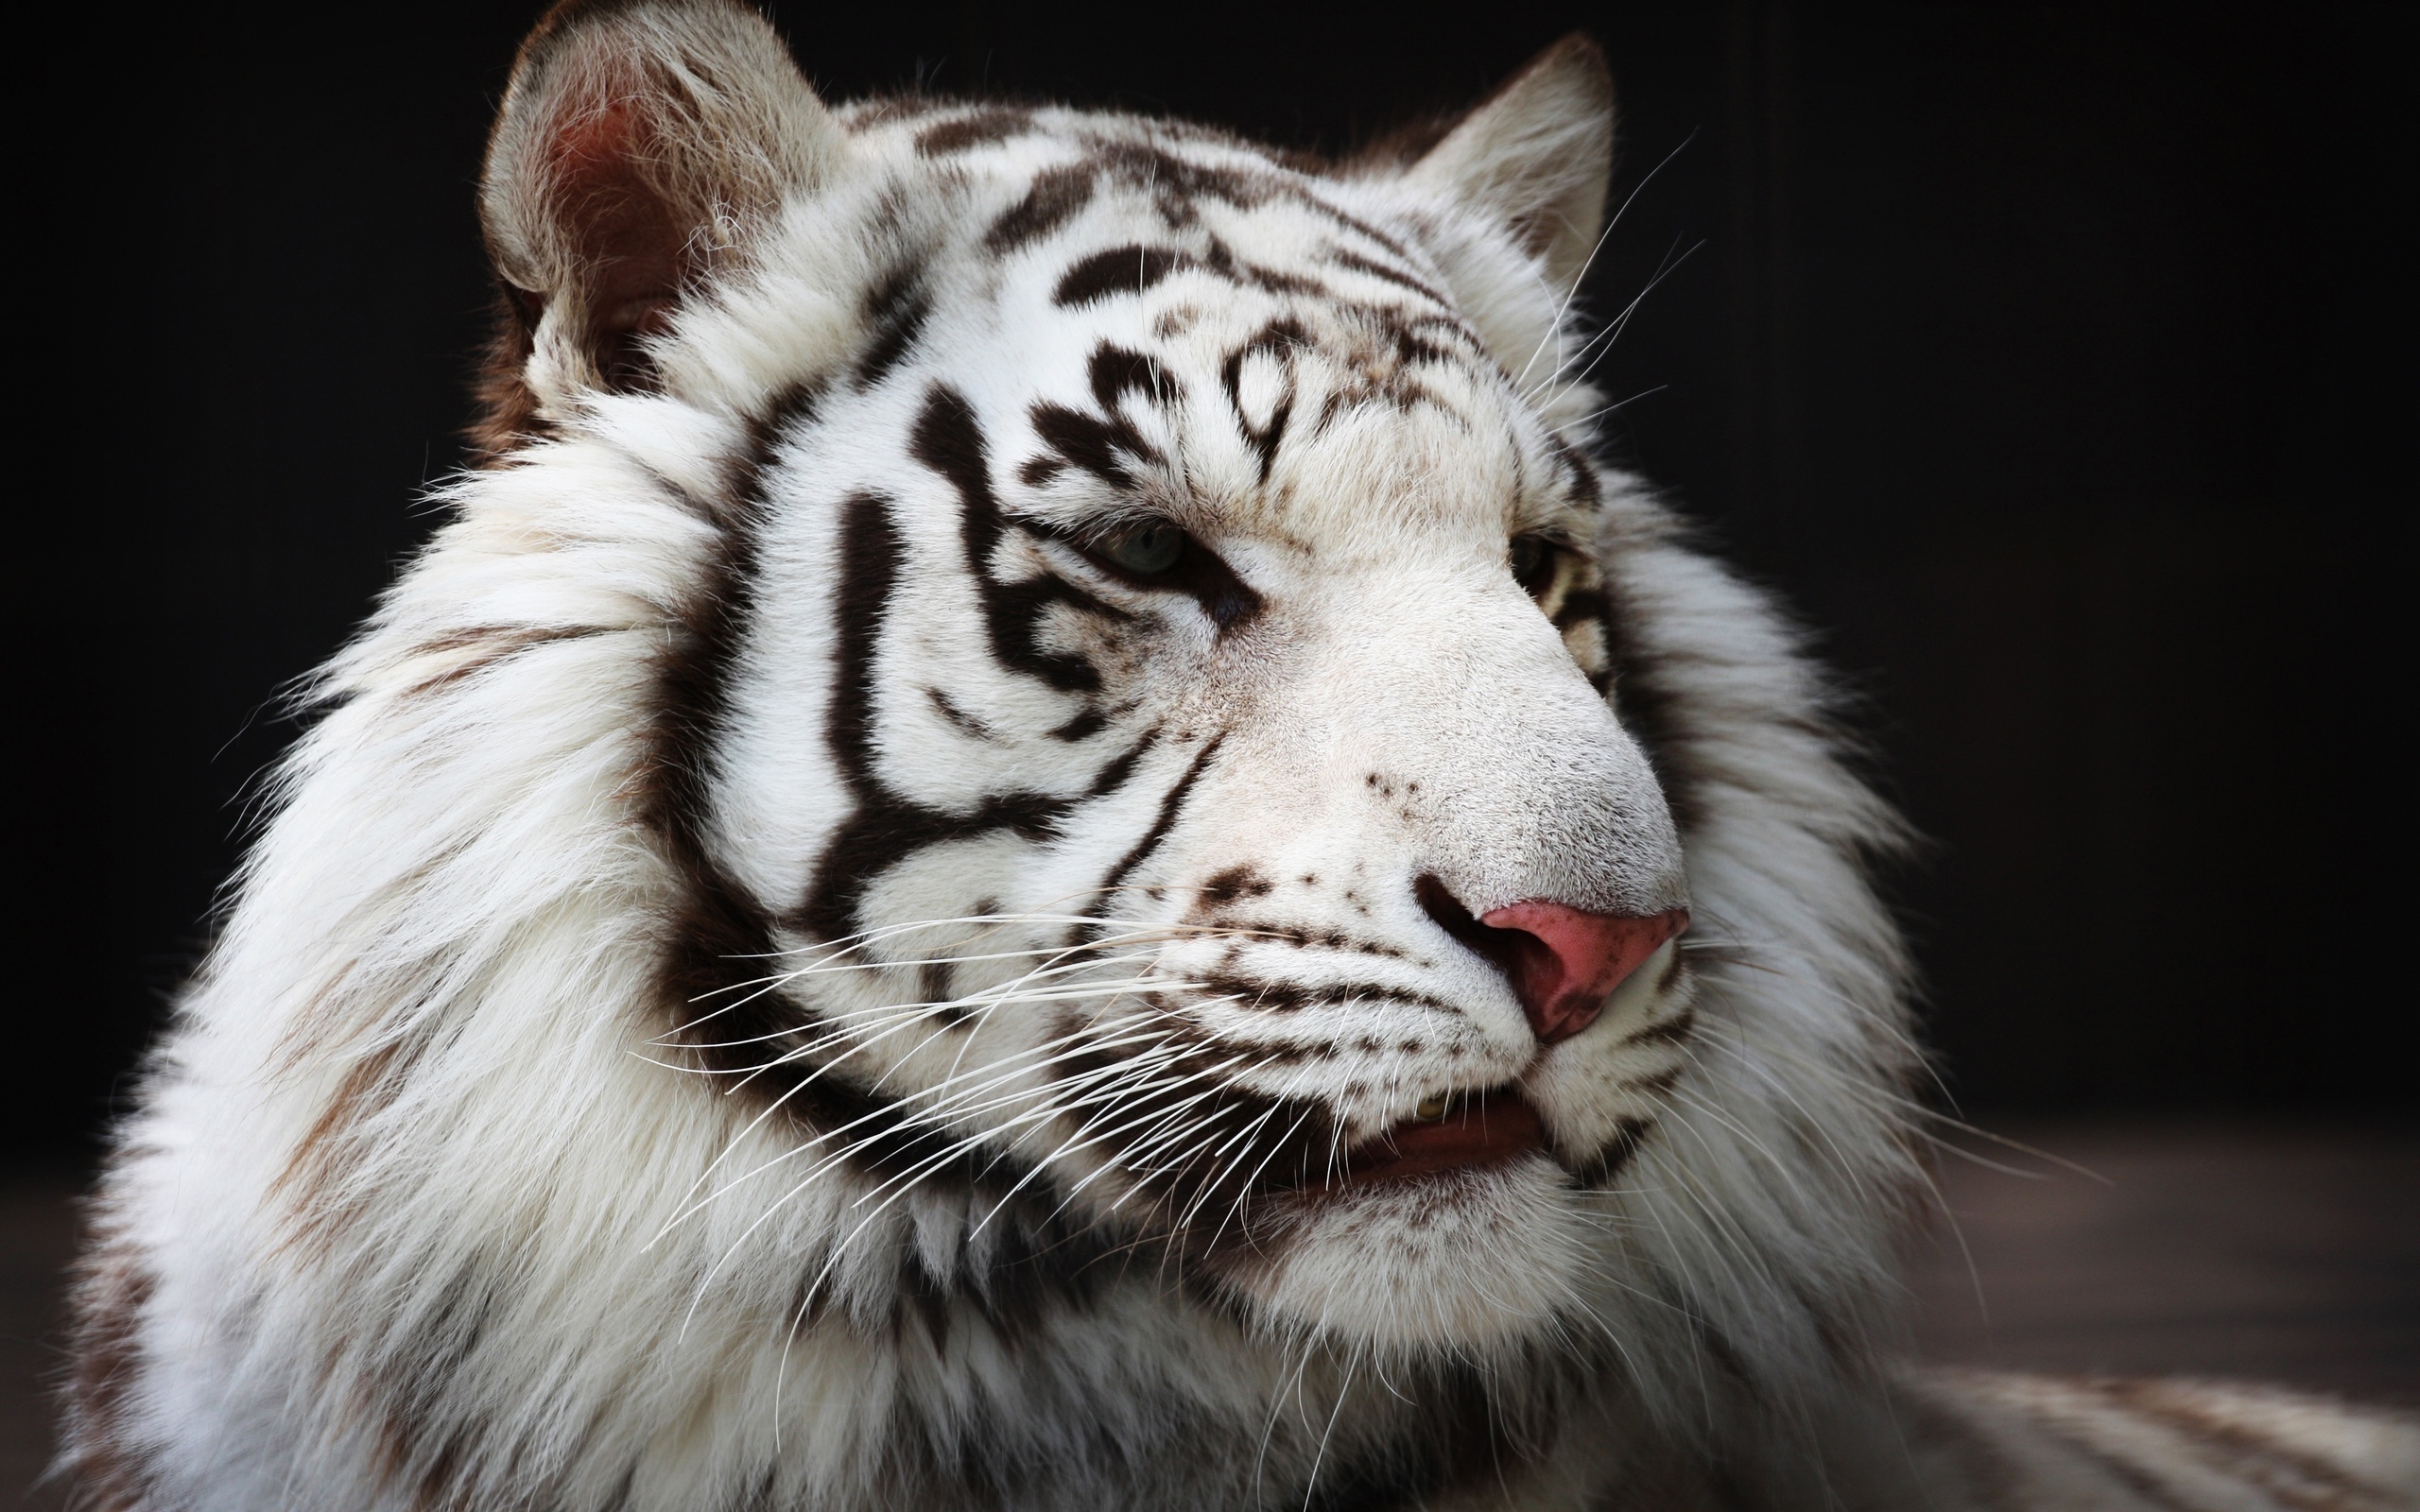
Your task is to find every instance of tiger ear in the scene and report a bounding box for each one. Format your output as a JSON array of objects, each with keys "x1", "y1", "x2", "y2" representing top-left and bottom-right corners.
[
  {"x1": 1403, "y1": 35, "x2": 1615, "y2": 294},
  {"x1": 480, "y1": 0, "x2": 843, "y2": 392}
]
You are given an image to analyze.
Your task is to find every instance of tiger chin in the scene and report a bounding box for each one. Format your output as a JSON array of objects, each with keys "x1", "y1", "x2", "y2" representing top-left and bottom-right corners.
[{"x1": 58, "y1": 3, "x2": 2420, "y2": 1510}]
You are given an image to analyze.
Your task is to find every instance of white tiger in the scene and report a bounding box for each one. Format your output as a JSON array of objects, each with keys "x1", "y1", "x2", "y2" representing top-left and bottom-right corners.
[{"x1": 60, "y1": 2, "x2": 2420, "y2": 1508}]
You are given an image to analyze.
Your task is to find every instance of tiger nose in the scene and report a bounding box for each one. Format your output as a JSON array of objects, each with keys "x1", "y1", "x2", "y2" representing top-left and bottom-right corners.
[
  {"x1": 1415, "y1": 877, "x2": 1689, "y2": 1044},
  {"x1": 1479, "y1": 900, "x2": 1689, "y2": 1045}
]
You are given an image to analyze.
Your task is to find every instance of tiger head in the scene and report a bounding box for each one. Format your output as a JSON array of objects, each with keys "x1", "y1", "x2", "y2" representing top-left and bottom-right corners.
[{"x1": 400, "y1": 0, "x2": 1910, "y2": 1383}]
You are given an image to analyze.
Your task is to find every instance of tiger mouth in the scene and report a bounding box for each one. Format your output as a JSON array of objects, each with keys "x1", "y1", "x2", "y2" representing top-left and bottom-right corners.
[{"x1": 1327, "y1": 1088, "x2": 1545, "y2": 1188}]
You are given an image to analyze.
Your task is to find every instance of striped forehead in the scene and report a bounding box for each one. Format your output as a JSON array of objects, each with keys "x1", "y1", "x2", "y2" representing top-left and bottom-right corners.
[{"x1": 880, "y1": 115, "x2": 1557, "y2": 538}]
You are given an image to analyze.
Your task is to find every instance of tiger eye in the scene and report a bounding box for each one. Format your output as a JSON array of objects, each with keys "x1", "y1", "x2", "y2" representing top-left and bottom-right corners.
[
  {"x1": 1509, "y1": 534, "x2": 1556, "y2": 596},
  {"x1": 1099, "y1": 523, "x2": 1187, "y2": 576}
]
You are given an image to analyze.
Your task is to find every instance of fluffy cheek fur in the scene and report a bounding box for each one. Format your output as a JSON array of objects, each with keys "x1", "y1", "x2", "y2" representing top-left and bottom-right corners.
[{"x1": 1225, "y1": 1157, "x2": 1587, "y2": 1353}]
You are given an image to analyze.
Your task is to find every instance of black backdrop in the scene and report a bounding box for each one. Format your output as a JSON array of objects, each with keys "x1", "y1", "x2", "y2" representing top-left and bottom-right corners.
[{"x1": 17, "y1": 2, "x2": 2410, "y2": 1156}]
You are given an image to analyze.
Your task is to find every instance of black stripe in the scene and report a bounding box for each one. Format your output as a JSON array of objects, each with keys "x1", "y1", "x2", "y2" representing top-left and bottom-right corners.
[
  {"x1": 1051, "y1": 235, "x2": 1340, "y2": 311},
  {"x1": 707, "y1": 491, "x2": 1140, "y2": 1227},
  {"x1": 1324, "y1": 247, "x2": 1452, "y2": 308},
  {"x1": 1550, "y1": 586, "x2": 1609, "y2": 632},
  {"x1": 1194, "y1": 977, "x2": 1463, "y2": 1016},
  {"x1": 2098, "y1": 1381, "x2": 2370, "y2": 1500},
  {"x1": 984, "y1": 138, "x2": 1422, "y2": 287},
  {"x1": 925, "y1": 686, "x2": 1001, "y2": 742},
  {"x1": 1550, "y1": 435, "x2": 1604, "y2": 510},
  {"x1": 788, "y1": 486, "x2": 1157, "y2": 944},
  {"x1": 1297, "y1": 1363, "x2": 1530, "y2": 1512},
  {"x1": 855, "y1": 266, "x2": 931, "y2": 390},
  {"x1": 1087, "y1": 734, "x2": 1223, "y2": 920},
  {"x1": 986, "y1": 163, "x2": 1098, "y2": 252},
  {"x1": 1284, "y1": 185, "x2": 1423, "y2": 266},
  {"x1": 1085, "y1": 730, "x2": 1157, "y2": 797},
  {"x1": 1054, "y1": 245, "x2": 1189, "y2": 306},
  {"x1": 821, "y1": 492, "x2": 901, "y2": 806},
  {"x1": 1379, "y1": 316, "x2": 1458, "y2": 369},
  {"x1": 1091, "y1": 140, "x2": 1270, "y2": 230},
  {"x1": 915, "y1": 107, "x2": 1032, "y2": 158},
  {"x1": 1618, "y1": 1004, "x2": 1697, "y2": 1048},
  {"x1": 1197, "y1": 863, "x2": 1270, "y2": 906},
  {"x1": 1200, "y1": 235, "x2": 1324, "y2": 297},
  {"x1": 1221, "y1": 320, "x2": 1306, "y2": 485},
  {"x1": 1029, "y1": 403, "x2": 1136, "y2": 488},
  {"x1": 1179, "y1": 919, "x2": 1408, "y2": 958},
  {"x1": 790, "y1": 495, "x2": 1099, "y2": 942},
  {"x1": 1619, "y1": 1066, "x2": 1685, "y2": 1098},
  {"x1": 1049, "y1": 708, "x2": 1108, "y2": 742},
  {"x1": 1089, "y1": 343, "x2": 1180, "y2": 412},
  {"x1": 914, "y1": 385, "x2": 1116, "y2": 694},
  {"x1": 665, "y1": 490, "x2": 937, "y2": 1152},
  {"x1": 647, "y1": 386, "x2": 811, "y2": 1068},
  {"x1": 1024, "y1": 344, "x2": 1181, "y2": 492},
  {"x1": 638, "y1": 399, "x2": 1004, "y2": 1189},
  {"x1": 1573, "y1": 1115, "x2": 1656, "y2": 1188}
]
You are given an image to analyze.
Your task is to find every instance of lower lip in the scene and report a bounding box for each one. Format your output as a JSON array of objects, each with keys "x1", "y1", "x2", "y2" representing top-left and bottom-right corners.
[{"x1": 1335, "y1": 1092, "x2": 1545, "y2": 1186}]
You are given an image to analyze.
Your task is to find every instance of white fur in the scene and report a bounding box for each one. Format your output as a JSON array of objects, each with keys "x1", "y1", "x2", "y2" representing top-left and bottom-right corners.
[{"x1": 64, "y1": 8, "x2": 2418, "y2": 1511}]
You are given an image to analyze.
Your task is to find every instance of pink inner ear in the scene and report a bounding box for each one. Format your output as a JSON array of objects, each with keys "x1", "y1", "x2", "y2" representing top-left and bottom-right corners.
[{"x1": 543, "y1": 95, "x2": 688, "y2": 379}]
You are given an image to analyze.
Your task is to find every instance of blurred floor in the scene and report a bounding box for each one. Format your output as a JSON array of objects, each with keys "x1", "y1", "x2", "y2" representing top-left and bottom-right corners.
[
  {"x1": 1904, "y1": 1121, "x2": 2420, "y2": 1404},
  {"x1": 5, "y1": 1122, "x2": 2414, "y2": 1504}
]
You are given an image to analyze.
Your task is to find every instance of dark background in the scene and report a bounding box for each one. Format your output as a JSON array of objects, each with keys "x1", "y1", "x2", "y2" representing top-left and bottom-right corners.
[{"x1": 17, "y1": 2, "x2": 2411, "y2": 1158}]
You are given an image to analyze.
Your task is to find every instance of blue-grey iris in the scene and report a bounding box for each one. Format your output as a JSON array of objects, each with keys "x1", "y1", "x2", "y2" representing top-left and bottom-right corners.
[{"x1": 1101, "y1": 523, "x2": 1186, "y2": 575}]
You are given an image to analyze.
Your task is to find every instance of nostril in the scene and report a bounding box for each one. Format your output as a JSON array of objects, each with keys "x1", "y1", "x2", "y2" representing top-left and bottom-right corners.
[
  {"x1": 1414, "y1": 872, "x2": 1563, "y2": 1014},
  {"x1": 1415, "y1": 874, "x2": 1517, "y2": 971},
  {"x1": 1413, "y1": 872, "x2": 1477, "y2": 941}
]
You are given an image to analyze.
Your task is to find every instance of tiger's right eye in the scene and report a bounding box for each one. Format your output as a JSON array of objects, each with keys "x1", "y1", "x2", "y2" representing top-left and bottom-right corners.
[{"x1": 1097, "y1": 522, "x2": 1187, "y2": 576}]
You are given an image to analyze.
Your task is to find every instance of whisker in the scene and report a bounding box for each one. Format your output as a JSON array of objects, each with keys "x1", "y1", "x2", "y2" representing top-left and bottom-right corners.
[{"x1": 1513, "y1": 128, "x2": 1698, "y2": 394}]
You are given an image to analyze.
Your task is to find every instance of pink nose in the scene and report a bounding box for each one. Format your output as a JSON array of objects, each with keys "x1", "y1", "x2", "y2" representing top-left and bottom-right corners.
[{"x1": 1478, "y1": 901, "x2": 1690, "y2": 1044}]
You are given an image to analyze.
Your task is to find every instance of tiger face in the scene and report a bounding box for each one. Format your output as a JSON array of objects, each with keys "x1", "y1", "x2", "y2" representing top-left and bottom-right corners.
[{"x1": 474, "y1": 4, "x2": 1703, "y2": 1360}]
